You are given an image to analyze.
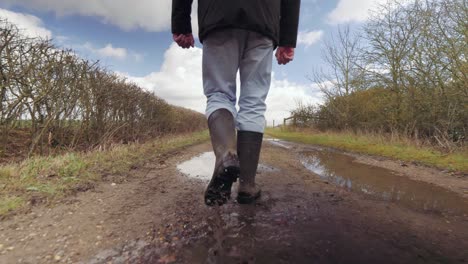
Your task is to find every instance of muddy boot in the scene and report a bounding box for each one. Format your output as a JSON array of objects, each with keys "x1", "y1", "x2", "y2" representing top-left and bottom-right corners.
[
  {"x1": 237, "y1": 131, "x2": 263, "y2": 204},
  {"x1": 204, "y1": 109, "x2": 240, "y2": 206}
]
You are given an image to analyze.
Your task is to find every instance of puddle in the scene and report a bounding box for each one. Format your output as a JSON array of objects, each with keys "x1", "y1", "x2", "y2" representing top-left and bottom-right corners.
[
  {"x1": 177, "y1": 152, "x2": 215, "y2": 181},
  {"x1": 265, "y1": 138, "x2": 292, "y2": 149},
  {"x1": 300, "y1": 149, "x2": 468, "y2": 215},
  {"x1": 177, "y1": 152, "x2": 279, "y2": 181}
]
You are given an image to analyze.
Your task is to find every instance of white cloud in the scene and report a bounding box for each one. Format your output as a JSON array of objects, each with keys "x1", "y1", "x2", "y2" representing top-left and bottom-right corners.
[
  {"x1": 297, "y1": 30, "x2": 324, "y2": 47},
  {"x1": 96, "y1": 44, "x2": 127, "y2": 60},
  {"x1": 122, "y1": 44, "x2": 323, "y2": 125},
  {"x1": 1, "y1": 0, "x2": 198, "y2": 33},
  {"x1": 266, "y1": 76, "x2": 323, "y2": 125},
  {"x1": 0, "y1": 8, "x2": 52, "y2": 38},
  {"x1": 124, "y1": 43, "x2": 205, "y2": 113},
  {"x1": 327, "y1": 0, "x2": 387, "y2": 24},
  {"x1": 82, "y1": 42, "x2": 144, "y2": 61}
]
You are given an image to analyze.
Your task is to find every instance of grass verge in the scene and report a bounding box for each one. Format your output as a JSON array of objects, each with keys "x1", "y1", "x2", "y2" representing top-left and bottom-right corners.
[
  {"x1": 0, "y1": 130, "x2": 209, "y2": 217},
  {"x1": 266, "y1": 128, "x2": 468, "y2": 173}
]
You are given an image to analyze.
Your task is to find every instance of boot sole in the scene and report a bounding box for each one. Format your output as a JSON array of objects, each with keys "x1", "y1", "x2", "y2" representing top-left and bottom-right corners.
[
  {"x1": 220, "y1": 165, "x2": 240, "y2": 183},
  {"x1": 204, "y1": 166, "x2": 240, "y2": 206},
  {"x1": 236, "y1": 190, "x2": 261, "y2": 204}
]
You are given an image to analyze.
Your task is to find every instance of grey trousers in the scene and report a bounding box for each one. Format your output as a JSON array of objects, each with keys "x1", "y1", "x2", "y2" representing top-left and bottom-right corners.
[{"x1": 203, "y1": 29, "x2": 274, "y2": 133}]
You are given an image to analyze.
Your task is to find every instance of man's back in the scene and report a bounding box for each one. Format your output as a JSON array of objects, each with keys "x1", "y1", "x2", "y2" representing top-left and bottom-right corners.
[{"x1": 172, "y1": 0, "x2": 300, "y2": 47}]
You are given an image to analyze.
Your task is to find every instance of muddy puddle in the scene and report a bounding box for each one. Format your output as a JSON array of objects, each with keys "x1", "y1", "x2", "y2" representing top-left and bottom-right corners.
[
  {"x1": 177, "y1": 152, "x2": 215, "y2": 181},
  {"x1": 299, "y1": 147, "x2": 468, "y2": 215},
  {"x1": 265, "y1": 138, "x2": 292, "y2": 149},
  {"x1": 178, "y1": 143, "x2": 468, "y2": 215},
  {"x1": 177, "y1": 152, "x2": 279, "y2": 181}
]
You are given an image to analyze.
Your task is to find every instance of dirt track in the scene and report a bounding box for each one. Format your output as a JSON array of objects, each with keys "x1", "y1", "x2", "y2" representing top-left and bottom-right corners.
[{"x1": 0, "y1": 140, "x2": 467, "y2": 264}]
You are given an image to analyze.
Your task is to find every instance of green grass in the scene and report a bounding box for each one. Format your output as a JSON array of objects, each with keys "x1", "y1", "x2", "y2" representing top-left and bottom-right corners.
[
  {"x1": 0, "y1": 196, "x2": 24, "y2": 216},
  {"x1": 0, "y1": 130, "x2": 209, "y2": 217},
  {"x1": 266, "y1": 128, "x2": 468, "y2": 173}
]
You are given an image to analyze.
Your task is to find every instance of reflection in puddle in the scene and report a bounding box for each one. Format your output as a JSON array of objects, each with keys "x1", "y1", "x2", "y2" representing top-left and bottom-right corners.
[
  {"x1": 177, "y1": 152, "x2": 279, "y2": 181},
  {"x1": 177, "y1": 152, "x2": 215, "y2": 181},
  {"x1": 300, "y1": 149, "x2": 468, "y2": 215},
  {"x1": 265, "y1": 138, "x2": 292, "y2": 149}
]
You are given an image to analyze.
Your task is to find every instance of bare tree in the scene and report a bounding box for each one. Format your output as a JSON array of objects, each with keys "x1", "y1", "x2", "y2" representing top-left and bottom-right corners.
[
  {"x1": 310, "y1": 26, "x2": 365, "y2": 129},
  {"x1": 295, "y1": 0, "x2": 467, "y2": 147}
]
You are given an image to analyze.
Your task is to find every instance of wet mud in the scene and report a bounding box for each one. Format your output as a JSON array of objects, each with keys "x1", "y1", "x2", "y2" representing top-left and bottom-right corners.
[{"x1": 1, "y1": 140, "x2": 467, "y2": 264}]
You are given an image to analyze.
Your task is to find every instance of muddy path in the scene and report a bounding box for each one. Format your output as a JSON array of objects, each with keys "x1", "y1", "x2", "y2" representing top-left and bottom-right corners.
[{"x1": 1, "y1": 140, "x2": 467, "y2": 264}]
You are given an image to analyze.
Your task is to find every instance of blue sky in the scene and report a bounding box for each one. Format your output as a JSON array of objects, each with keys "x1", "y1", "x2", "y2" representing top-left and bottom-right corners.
[{"x1": 0, "y1": 0, "x2": 385, "y2": 124}]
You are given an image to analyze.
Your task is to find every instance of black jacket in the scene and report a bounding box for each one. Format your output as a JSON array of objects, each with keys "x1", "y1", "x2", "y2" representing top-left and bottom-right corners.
[{"x1": 172, "y1": 0, "x2": 301, "y2": 47}]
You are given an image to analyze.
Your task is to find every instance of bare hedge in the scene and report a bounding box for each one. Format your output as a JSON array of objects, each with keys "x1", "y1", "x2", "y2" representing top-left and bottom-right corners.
[{"x1": 0, "y1": 19, "x2": 206, "y2": 158}]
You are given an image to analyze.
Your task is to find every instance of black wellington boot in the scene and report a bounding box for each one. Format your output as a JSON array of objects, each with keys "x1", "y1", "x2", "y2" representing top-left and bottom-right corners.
[
  {"x1": 237, "y1": 131, "x2": 263, "y2": 204},
  {"x1": 204, "y1": 109, "x2": 240, "y2": 206}
]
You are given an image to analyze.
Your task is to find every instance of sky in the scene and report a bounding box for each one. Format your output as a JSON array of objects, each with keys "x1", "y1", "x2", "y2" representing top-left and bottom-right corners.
[{"x1": 0, "y1": 0, "x2": 387, "y2": 125}]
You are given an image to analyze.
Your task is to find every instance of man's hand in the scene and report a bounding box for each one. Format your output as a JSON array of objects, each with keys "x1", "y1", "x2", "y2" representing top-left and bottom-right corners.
[
  {"x1": 173, "y1": 33, "x2": 195, "y2": 49},
  {"x1": 275, "y1": 47, "x2": 295, "y2": 65}
]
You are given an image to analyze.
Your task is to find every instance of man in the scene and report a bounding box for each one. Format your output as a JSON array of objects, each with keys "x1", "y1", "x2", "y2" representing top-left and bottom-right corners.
[{"x1": 172, "y1": 0, "x2": 300, "y2": 206}]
